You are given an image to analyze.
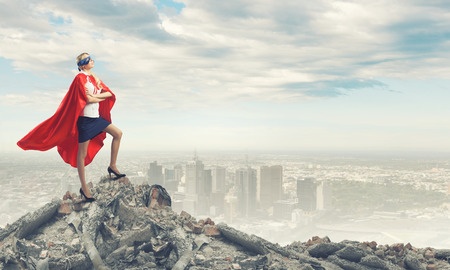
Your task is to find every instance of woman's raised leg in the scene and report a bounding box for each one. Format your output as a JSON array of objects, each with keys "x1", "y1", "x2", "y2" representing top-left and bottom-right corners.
[{"x1": 104, "y1": 124, "x2": 123, "y2": 174}]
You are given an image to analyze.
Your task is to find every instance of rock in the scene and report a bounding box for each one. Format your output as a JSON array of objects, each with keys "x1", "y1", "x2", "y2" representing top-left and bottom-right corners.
[
  {"x1": 15, "y1": 199, "x2": 61, "y2": 239},
  {"x1": 360, "y1": 254, "x2": 402, "y2": 270},
  {"x1": 231, "y1": 263, "x2": 242, "y2": 269},
  {"x1": 404, "y1": 254, "x2": 426, "y2": 270},
  {"x1": 307, "y1": 242, "x2": 342, "y2": 258},
  {"x1": 36, "y1": 258, "x2": 49, "y2": 270},
  {"x1": 362, "y1": 240, "x2": 378, "y2": 251},
  {"x1": 119, "y1": 226, "x2": 153, "y2": 247},
  {"x1": 306, "y1": 235, "x2": 331, "y2": 246},
  {"x1": 392, "y1": 243, "x2": 405, "y2": 252},
  {"x1": 58, "y1": 201, "x2": 72, "y2": 216},
  {"x1": 180, "y1": 210, "x2": 191, "y2": 219},
  {"x1": 423, "y1": 248, "x2": 434, "y2": 259},
  {"x1": 328, "y1": 255, "x2": 374, "y2": 270},
  {"x1": 192, "y1": 223, "x2": 203, "y2": 234},
  {"x1": 39, "y1": 250, "x2": 49, "y2": 259},
  {"x1": 105, "y1": 245, "x2": 127, "y2": 264},
  {"x1": 148, "y1": 184, "x2": 172, "y2": 208},
  {"x1": 203, "y1": 224, "x2": 221, "y2": 236},
  {"x1": 335, "y1": 245, "x2": 367, "y2": 262},
  {"x1": 435, "y1": 249, "x2": 450, "y2": 259}
]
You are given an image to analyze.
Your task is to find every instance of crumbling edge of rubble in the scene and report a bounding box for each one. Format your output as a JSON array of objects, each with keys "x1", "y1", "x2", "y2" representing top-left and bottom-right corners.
[{"x1": 0, "y1": 199, "x2": 61, "y2": 242}]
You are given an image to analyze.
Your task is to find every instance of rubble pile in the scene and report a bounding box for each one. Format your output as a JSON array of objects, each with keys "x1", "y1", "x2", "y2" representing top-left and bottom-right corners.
[{"x1": 0, "y1": 177, "x2": 450, "y2": 270}]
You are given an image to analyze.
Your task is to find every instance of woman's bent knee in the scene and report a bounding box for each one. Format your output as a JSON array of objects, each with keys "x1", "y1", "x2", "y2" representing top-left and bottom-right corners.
[{"x1": 115, "y1": 129, "x2": 123, "y2": 140}]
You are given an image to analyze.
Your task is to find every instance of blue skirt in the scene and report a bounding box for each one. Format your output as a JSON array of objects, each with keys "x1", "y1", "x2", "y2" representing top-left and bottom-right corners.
[{"x1": 77, "y1": 116, "x2": 110, "y2": 143}]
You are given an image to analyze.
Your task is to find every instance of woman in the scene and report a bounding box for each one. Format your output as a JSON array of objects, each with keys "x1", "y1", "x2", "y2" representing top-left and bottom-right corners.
[{"x1": 17, "y1": 53, "x2": 125, "y2": 202}]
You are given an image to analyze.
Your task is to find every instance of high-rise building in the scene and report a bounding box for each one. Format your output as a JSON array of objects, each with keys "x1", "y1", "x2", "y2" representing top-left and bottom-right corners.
[
  {"x1": 235, "y1": 167, "x2": 257, "y2": 217},
  {"x1": 211, "y1": 166, "x2": 227, "y2": 216},
  {"x1": 297, "y1": 177, "x2": 317, "y2": 211},
  {"x1": 316, "y1": 180, "x2": 332, "y2": 210},
  {"x1": 164, "y1": 168, "x2": 174, "y2": 182},
  {"x1": 185, "y1": 157, "x2": 204, "y2": 195},
  {"x1": 184, "y1": 155, "x2": 216, "y2": 215},
  {"x1": 162, "y1": 164, "x2": 183, "y2": 193},
  {"x1": 174, "y1": 164, "x2": 183, "y2": 185},
  {"x1": 201, "y1": 169, "x2": 212, "y2": 196},
  {"x1": 163, "y1": 168, "x2": 176, "y2": 192},
  {"x1": 259, "y1": 165, "x2": 283, "y2": 210},
  {"x1": 148, "y1": 161, "x2": 163, "y2": 185},
  {"x1": 212, "y1": 166, "x2": 226, "y2": 193},
  {"x1": 197, "y1": 169, "x2": 212, "y2": 215},
  {"x1": 224, "y1": 188, "x2": 238, "y2": 223}
]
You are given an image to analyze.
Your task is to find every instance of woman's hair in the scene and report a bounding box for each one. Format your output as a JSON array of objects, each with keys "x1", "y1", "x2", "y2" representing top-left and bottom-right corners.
[{"x1": 76, "y1": 52, "x2": 102, "y2": 89}]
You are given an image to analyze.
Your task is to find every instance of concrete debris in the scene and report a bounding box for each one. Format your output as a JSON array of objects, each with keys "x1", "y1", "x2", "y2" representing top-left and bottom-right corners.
[{"x1": 1, "y1": 177, "x2": 450, "y2": 270}]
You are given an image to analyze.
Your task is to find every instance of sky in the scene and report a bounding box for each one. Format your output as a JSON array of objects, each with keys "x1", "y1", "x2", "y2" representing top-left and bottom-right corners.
[{"x1": 1, "y1": 0, "x2": 450, "y2": 154}]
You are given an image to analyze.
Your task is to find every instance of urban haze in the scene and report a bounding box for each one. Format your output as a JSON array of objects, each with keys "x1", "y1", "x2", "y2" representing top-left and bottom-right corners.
[{"x1": 0, "y1": 150, "x2": 449, "y2": 249}]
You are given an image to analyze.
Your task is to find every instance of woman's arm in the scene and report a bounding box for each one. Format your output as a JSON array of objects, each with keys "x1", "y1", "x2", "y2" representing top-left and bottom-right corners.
[
  {"x1": 86, "y1": 94, "x2": 104, "y2": 103},
  {"x1": 94, "y1": 91, "x2": 113, "y2": 99},
  {"x1": 86, "y1": 90, "x2": 113, "y2": 103}
]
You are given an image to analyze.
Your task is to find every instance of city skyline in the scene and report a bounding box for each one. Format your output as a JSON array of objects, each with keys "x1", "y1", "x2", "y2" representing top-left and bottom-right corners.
[
  {"x1": 1, "y1": 1, "x2": 450, "y2": 154},
  {"x1": 1, "y1": 150, "x2": 448, "y2": 248}
]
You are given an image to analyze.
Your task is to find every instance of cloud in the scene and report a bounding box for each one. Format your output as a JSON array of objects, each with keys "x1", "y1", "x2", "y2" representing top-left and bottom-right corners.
[
  {"x1": 1, "y1": 0, "x2": 450, "y2": 118},
  {"x1": 1, "y1": 1, "x2": 450, "y2": 153}
]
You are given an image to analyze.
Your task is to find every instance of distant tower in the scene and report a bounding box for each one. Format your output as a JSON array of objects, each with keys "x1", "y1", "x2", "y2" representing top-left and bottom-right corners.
[
  {"x1": 164, "y1": 168, "x2": 174, "y2": 183},
  {"x1": 185, "y1": 155, "x2": 213, "y2": 215},
  {"x1": 316, "y1": 180, "x2": 332, "y2": 210},
  {"x1": 201, "y1": 169, "x2": 212, "y2": 196},
  {"x1": 259, "y1": 165, "x2": 283, "y2": 210},
  {"x1": 174, "y1": 164, "x2": 183, "y2": 184},
  {"x1": 164, "y1": 166, "x2": 179, "y2": 192},
  {"x1": 235, "y1": 167, "x2": 257, "y2": 217},
  {"x1": 224, "y1": 188, "x2": 238, "y2": 223},
  {"x1": 196, "y1": 168, "x2": 212, "y2": 215},
  {"x1": 211, "y1": 166, "x2": 227, "y2": 216},
  {"x1": 148, "y1": 161, "x2": 163, "y2": 185},
  {"x1": 297, "y1": 177, "x2": 317, "y2": 211},
  {"x1": 185, "y1": 157, "x2": 204, "y2": 195},
  {"x1": 212, "y1": 166, "x2": 226, "y2": 193}
]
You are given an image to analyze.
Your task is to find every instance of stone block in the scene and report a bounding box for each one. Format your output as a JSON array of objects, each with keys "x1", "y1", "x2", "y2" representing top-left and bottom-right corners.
[
  {"x1": 424, "y1": 248, "x2": 435, "y2": 259},
  {"x1": 404, "y1": 254, "x2": 426, "y2": 270},
  {"x1": 203, "y1": 225, "x2": 220, "y2": 237},
  {"x1": 39, "y1": 250, "x2": 49, "y2": 259},
  {"x1": 307, "y1": 242, "x2": 342, "y2": 258},
  {"x1": 335, "y1": 245, "x2": 367, "y2": 262},
  {"x1": 193, "y1": 223, "x2": 203, "y2": 234},
  {"x1": 360, "y1": 255, "x2": 391, "y2": 269},
  {"x1": 58, "y1": 202, "x2": 72, "y2": 216},
  {"x1": 232, "y1": 263, "x2": 242, "y2": 269},
  {"x1": 119, "y1": 226, "x2": 153, "y2": 247},
  {"x1": 180, "y1": 211, "x2": 191, "y2": 219}
]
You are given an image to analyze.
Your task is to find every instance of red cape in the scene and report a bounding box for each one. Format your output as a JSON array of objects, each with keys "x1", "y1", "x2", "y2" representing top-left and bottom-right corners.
[{"x1": 17, "y1": 73, "x2": 116, "y2": 168}]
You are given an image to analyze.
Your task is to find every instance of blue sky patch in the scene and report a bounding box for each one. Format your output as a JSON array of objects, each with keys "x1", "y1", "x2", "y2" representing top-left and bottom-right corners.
[
  {"x1": 47, "y1": 12, "x2": 69, "y2": 26},
  {"x1": 155, "y1": 0, "x2": 185, "y2": 13},
  {"x1": 284, "y1": 79, "x2": 387, "y2": 97}
]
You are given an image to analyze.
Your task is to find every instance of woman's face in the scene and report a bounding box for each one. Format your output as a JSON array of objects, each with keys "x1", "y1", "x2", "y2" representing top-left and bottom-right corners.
[{"x1": 80, "y1": 54, "x2": 95, "y2": 70}]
